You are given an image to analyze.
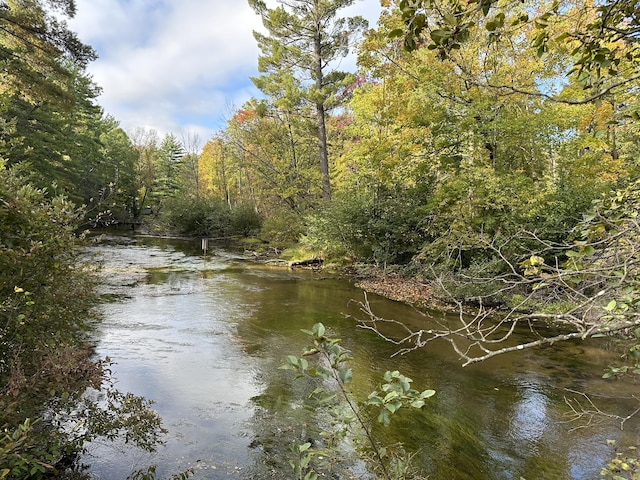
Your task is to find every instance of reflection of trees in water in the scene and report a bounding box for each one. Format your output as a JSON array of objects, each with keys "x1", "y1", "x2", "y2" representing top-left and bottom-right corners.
[
  {"x1": 243, "y1": 369, "x2": 354, "y2": 479},
  {"x1": 105, "y1": 237, "x2": 640, "y2": 479}
]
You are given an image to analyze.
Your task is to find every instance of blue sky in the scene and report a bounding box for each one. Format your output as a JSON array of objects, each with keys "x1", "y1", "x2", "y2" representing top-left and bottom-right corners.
[{"x1": 68, "y1": 0, "x2": 383, "y2": 145}]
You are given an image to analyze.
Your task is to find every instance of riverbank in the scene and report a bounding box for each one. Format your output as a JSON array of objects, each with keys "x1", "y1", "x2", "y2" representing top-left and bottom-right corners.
[{"x1": 353, "y1": 272, "x2": 433, "y2": 308}]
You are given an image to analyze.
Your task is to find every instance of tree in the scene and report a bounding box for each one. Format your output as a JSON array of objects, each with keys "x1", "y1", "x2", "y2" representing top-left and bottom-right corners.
[
  {"x1": 198, "y1": 136, "x2": 232, "y2": 206},
  {"x1": 393, "y1": 0, "x2": 640, "y2": 104},
  {"x1": 129, "y1": 127, "x2": 160, "y2": 217},
  {"x1": 97, "y1": 117, "x2": 139, "y2": 223},
  {"x1": 0, "y1": 2, "x2": 141, "y2": 227},
  {"x1": 180, "y1": 130, "x2": 202, "y2": 199},
  {"x1": 0, "y1": 0, "x2": 96, "y2": 106},
  {"x1": 249, "y1": 0, "x2": 368, "y2": 201},
  {"x1": 156, "y1": 133, "x2": 184, "y2": 203}
]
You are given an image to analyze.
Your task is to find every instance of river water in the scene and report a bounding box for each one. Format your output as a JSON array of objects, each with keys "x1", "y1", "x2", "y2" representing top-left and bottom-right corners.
[{"x1": 85, "y1": 235, "x2": 639, "y2": 479}]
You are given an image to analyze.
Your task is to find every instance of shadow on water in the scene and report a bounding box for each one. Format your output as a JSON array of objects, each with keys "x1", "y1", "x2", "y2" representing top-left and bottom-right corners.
[{"x1": 85, "y1": 235, "x2": 640, "y2": 479}]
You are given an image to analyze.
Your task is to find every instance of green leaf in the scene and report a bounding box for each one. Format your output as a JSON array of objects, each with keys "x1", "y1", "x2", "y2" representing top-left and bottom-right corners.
[
  {"x1": 299, "y1": 442, "x2": 312, "y2": 452},
  {"x1": 312, "y1": 323, "x2": 325, "y2": 338},
  {"x1": 385, "y1": 401, "x2": 401, "y2": 413},
  {"x1": 421, "y1": 389, "x2": 436, "y2": 399},
  {"x1": 399, "y1": 376, "x2": 412, "y2": 391},
  {"x1": 383, "y1": 390, "x2": 399, "y2": 403},
  {"x1": 581, "y1": 245, "x2": 595, "y2": 256},
  {"x1": 338, "y1": 367, "x2": 352, "y2": 384},
  {"x1": 377, "y1": 410, "x2": 391, "y2": 426},
  {"x1": 430, "y1": 29, "x2": 451, "y2": 45},
  {"x1": 299, "y1": 357, "x2": 308, "y2": 371}
]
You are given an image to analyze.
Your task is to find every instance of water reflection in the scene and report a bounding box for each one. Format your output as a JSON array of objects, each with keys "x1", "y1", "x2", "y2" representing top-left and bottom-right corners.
[{"x1": 86, "y1": 235, "x2": 640, "y2": 479}]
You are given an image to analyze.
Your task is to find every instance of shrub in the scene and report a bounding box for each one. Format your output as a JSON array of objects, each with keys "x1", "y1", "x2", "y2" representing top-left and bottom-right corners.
[
  {"x1": 260, "y1": 207, "x2": 305, "y2": 246},
  {"x1": 164, "y1": 196, "x2": 262, "y2": 238},
  {"x1": 230, "y1": 203, "x2": 262, "y2": 237},
  {"x1": 303, "y1": 187, "x2": 426, "y2": 265}
]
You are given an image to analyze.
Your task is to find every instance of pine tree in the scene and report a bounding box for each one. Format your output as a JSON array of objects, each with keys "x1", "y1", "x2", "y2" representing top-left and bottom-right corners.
[{"x1": 249, "y1": 0, "x2": 367, "y2": 201}]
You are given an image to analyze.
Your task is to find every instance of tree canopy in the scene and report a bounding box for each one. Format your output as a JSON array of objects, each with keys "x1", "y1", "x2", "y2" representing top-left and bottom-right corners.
[{"x1": 249, "y1": 0, "x2": 368, "y2": 201}]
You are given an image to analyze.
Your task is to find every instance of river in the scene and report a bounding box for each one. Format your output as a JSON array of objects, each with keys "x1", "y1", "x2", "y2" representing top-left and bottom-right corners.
[{"x1": 85, "y1": 234, "x2": 639, "y2": 479}]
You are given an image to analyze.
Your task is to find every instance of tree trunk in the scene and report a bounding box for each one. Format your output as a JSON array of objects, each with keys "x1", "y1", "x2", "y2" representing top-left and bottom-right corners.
[
  {"x1": 314, "y1": 17, "x2": 331, "y2": 202},
  {"x1": 316, "y1": 101, "x2": 331, "y2": 202}
]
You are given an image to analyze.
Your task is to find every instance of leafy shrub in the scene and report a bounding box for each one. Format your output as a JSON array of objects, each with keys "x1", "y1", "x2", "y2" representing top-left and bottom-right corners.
[
  {"x1": 260, "y1": 207, "x2": 305, "y2": 245},
  {"x1": 163, "y1": 196, "x2": 226, "y2": 236},
  {"x1": 303, "y1": 187, "x2": 426, "y2": 265},
  {"x1": 164, "y1": 196, "x2": 262, "y2": 238},
  {"x1": 230, "y1": 203, "x2": 262, "y2": 237}
]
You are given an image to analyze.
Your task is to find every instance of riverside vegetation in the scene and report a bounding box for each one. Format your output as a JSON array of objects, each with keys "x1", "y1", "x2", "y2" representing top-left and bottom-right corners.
[{"x1": 1, "y1": 0, "x2": 639, "y2": 478}]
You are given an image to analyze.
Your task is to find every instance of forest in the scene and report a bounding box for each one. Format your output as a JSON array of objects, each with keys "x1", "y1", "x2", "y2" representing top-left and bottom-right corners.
[{"x1": 1, "y1": 0, "x2": 639, "y2": 477}]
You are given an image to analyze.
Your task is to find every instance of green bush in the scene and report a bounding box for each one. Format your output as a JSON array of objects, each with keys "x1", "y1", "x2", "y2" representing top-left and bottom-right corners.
[
  {"x1": 230, "y1": 203, "x2": 262, "y2": 237},
  {"x1": 260, "y1": 207, "x2": 305, "y2": 245},
  {"x1": 164, "y1": 197, "x2": 261, "y2": 238},
  {"x1": 303, "y1": 188, "x2": 426, "y2": 265}
]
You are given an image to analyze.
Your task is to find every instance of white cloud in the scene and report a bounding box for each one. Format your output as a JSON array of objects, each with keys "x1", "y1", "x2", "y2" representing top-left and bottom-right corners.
[{"x1": 69, "y1": 0, "x2": 383, "y2": 142}]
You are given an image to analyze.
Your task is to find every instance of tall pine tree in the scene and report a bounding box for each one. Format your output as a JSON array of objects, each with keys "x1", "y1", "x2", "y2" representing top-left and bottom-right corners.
[{"x1": 249, "y1": 0, "x2": 367, "y2": 201}]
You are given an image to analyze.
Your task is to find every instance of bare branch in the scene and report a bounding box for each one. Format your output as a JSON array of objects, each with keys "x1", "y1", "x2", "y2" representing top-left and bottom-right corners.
[{"x1": 563, "y1": 389, "x2": 640, "y2": 431}]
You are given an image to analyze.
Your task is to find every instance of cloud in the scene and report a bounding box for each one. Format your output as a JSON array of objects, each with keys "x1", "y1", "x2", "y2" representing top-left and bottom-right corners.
[{"x1": 69, "y1": 0, "x2": 382, "y2": 142}]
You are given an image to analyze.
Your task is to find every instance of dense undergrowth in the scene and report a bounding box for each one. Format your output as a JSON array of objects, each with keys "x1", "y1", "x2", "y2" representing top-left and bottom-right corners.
[{"x1": 0, "y1": 164, "x2": 166, "y2": 479}]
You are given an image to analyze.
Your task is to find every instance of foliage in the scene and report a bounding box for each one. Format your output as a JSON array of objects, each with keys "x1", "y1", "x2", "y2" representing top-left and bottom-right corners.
[
  {"x1": 163, "y1": 195, "x2": 262, "y2": 238},
  {"x1": 0, "y1": 0, "x2": 96, "y2": 106},
  {"x1": 0, "y1": 419, "x2": 61, "y2": 479},
  {"x1": 0, "y1": 2, "x2": 139, "y2": 224},
  {"x1": 259, "y1": 206, "x2": 306, "y2": 246},
  {"x1": 281, "y1": 323, "x2": 434, "y2": 479},
  {"x1": 127, "y1": 466, "x2": 194, "y2": 480},
  {"x1": 249, "y1": 0, "x2": 368, "y2": 201},
  {"x1": 230, "y1": 202, "x2": 262, "y2": 237},
  {"x1": 600, "y1": 441, "x2": 640, "y2": 480},
  {"x1": 394, "y1": 0, "x2": 640, "y2": 101},
  {"x1": 303, "y1": 187, "x2": 427, "y2": 265},
  {"x1": 356, "y1": 179, "x2": 640, "y2": 365},
  {"x1": 0, "y1": 162, "x2": 91, "y2": 373},
  {"x1": 0, "y1": 164, "x2": 166, "y2": 477}
]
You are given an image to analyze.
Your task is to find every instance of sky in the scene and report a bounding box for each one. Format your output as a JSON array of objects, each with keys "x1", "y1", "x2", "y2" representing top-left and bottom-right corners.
[{"x1": 67, "y1": 0, "x2": 384, "y2": 146}]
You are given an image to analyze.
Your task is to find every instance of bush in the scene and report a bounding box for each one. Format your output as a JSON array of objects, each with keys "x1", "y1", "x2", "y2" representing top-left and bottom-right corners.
[
  {"x1": 230, "y1": 203, "x2": 262, "y2": 237},
  {"x1": 303, "y1": 187, "x2": 427, "y2": 265},
  {"x1": 164, "y1": 196, "x2": 262, "y2": 238},
  {"x1": 163, "y1": 196, "x2": 226, "y2": 236},
  {"x1": 260, "y1": 207, "x2": 305, "y2": 246}
]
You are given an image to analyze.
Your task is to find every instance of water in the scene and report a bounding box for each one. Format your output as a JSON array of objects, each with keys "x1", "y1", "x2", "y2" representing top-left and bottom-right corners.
[{"x1": 85, "y1": 235, "x2": 640, "y2": 479}]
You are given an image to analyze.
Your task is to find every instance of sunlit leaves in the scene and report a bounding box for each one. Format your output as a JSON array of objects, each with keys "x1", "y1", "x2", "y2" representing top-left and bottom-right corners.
[
  {"x1": 393, "y1": 0, "x2": 640, "y2": 97},
  {"x1": 367, "y1": 370, "x2": 435, "y2": 426}
]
